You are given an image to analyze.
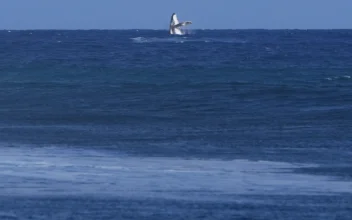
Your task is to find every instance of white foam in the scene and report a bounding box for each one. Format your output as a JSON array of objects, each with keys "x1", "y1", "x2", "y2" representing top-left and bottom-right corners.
[{"x1": 0, "y1": 147, "x2": 351, "y2": 200}]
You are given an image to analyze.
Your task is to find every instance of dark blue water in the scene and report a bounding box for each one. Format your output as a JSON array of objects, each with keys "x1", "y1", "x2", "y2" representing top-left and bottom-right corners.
[{"x1": 0, "y1": 30, "x2": 351, "y2": 219}]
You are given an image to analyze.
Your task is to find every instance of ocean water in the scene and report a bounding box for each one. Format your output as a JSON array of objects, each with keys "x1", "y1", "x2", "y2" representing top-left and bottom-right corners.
[{"x1": 0, "y1": 29, "x2": 351, "y2": 219}]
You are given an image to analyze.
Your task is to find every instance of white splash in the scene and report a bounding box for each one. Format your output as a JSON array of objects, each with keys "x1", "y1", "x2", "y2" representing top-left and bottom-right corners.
[{"x1": 131, "y1": 37, "x2": 246, "y2": 44}]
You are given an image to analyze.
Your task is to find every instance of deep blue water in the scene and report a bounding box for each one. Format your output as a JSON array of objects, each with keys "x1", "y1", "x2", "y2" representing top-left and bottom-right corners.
[{"x1": 0, "y1": 30, "x2": 351, "y2": 219}]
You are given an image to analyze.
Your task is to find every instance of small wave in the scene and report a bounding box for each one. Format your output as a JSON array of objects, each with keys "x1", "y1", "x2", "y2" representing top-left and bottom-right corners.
[
  {"x1": 0, "y1": 212, "x2": 17, "y2": 220},
  {"x1": 131, "y1": 37, "x2": 245, "y2": 44},
  {"x1": 131, "y1": 37, "x2": 182, "y2": 43},
  {"x1": 324, "y1": 75, "x2": 351, "y2": 81}
]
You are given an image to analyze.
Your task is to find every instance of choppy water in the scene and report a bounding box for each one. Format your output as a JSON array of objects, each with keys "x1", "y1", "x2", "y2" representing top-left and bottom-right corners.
[{"x1": 0, "y1": 30, "x2": 351, "y2": 219}]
